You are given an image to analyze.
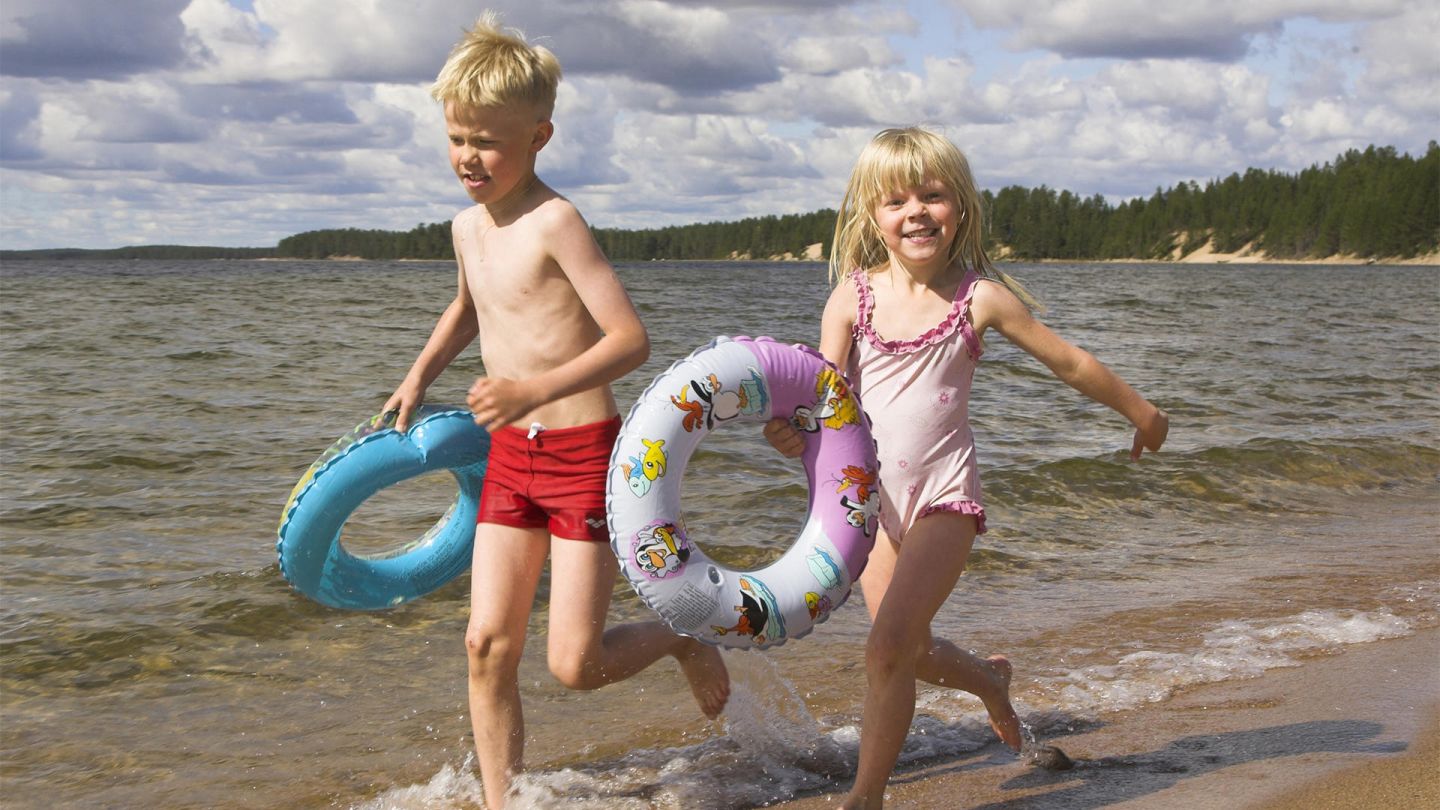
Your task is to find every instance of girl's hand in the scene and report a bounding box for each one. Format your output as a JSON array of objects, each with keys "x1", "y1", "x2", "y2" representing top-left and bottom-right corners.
[
  {"x1": 467, "y1": 376, "x2": 539, "y2": 431},
  {"x1": 383, "y1": 382, "x2": 426, "y2": 433},
  {"x1": 1130, "y1": 406, "x2": 1169, "y2": 460},
  {"x1": 763, "y1": 417, "x2": 805, "y2": 458}
]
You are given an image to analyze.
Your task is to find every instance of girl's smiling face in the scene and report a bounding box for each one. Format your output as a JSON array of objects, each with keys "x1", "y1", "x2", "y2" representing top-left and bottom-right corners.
[{"x1": 873, "y1": 178, "x2": 961, "y2": 272}]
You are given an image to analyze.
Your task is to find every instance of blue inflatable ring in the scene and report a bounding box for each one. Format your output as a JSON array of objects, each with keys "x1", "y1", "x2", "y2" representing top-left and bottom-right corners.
[{"x1": 276, "y1": 406, "x2": 490, "y2": 610}]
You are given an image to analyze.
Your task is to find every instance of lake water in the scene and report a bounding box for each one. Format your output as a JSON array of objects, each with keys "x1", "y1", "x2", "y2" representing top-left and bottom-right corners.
[{"x1": 1, "y1": 259, "x2": 1436, "y2": 809}]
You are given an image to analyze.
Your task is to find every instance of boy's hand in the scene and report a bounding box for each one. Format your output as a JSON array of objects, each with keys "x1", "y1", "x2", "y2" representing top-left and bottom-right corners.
[
  {"x1": 1130, "y1": 405, "x2": 1169, "y2": 460},
  {"x1": 763, "y1": 417, "x2": 805, "y2": 458},
  {"x1": 468, "y1": 376, "x2": 539, "y2": 431},
  {"x1": 383, "y1": 383, "x2": 426, "y2": 433}
]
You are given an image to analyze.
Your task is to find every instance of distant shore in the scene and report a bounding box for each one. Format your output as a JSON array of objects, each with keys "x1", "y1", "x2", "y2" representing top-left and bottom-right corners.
[{"x1": 4, "y1": 248, "x2": 1437, "y2": 265}]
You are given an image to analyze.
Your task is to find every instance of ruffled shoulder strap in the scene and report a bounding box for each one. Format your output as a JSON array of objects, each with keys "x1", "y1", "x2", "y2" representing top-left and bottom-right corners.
[
  {"x1": 855, "y1": 268, "x2": 983, "y2": 358},
  {"x1": 956, "y1": 270, "x2": 983, "y2": 360}
]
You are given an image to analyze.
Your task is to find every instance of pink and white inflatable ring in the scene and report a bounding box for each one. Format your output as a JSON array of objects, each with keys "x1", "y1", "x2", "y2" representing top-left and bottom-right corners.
[{"x1": 606, "y1": 336, "x2": 879, "y2": 650}]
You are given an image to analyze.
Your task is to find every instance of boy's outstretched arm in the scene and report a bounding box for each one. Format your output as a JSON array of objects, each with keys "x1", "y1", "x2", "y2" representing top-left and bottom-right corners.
[
  {"x1": 973, "y1": 280, "x2": 1168, "y2": 460},
  {"x1": 386, "y1": 266, "x2": 480, "y2": 433},
  {"x1": 466, "y1": 202, "x2": 649, "y2": 430}
]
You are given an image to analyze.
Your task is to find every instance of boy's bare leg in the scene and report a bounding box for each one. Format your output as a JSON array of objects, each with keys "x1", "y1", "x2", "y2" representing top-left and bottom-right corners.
[
  {"x1": 840, "y1": 514, "x2": 979, "y2": 809},
  {"x1": 545, "y1": 537, "x2": 729, "y2": 718},
  {"x1": 466, "y1": 523, "x2": 551, "y2": 810}
]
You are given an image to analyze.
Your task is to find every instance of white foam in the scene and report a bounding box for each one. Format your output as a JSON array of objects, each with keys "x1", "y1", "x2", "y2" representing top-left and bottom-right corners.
[
  {"x1": 354, "y1": 607, "x2": 1416, "y2": 807},
  {"x1": 1030, "y1": 607, "x2": 1413, "y2": 719},
  {"x1": 353, "y1": 758, "x2": 485, "y2": 809}
]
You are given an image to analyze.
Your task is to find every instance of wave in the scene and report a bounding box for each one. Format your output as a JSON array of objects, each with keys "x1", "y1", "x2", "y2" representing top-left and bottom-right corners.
[
  {"x1": 352, "y1": 603, "x2": 1426, "y2": 810},
  {"x1": 986, "y1": 437, "x2": 1440, "y2": 517}
]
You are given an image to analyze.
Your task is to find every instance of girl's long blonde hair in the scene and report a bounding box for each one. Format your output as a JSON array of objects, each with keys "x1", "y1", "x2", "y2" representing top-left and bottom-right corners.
[{"x1": 829, "y1": 127, "x2": 1038, "y2": 309}]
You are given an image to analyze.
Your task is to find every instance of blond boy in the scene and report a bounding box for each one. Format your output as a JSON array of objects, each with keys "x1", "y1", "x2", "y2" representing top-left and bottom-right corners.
[{"x1": 383, "y1": 14, "x2": 729, "y2": 808}]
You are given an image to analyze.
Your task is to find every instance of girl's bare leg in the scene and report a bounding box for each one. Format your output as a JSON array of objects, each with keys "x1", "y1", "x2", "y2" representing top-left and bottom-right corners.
[{"x1": 839, "y1": 513, "x2": 977, "y2": 809}]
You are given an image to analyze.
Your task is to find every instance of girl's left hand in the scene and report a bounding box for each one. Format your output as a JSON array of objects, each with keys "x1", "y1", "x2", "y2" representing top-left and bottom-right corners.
[
  {"x1": 1130, "y1": 406, "x2": 1170, "y2": 460},
  {"x1": 468, "y1": 376, "x2": 538, "y2": 431}
]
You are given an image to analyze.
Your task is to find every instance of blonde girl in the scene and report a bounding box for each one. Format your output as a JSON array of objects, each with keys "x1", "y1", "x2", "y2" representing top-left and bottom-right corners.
[{"x1": 766, "y1": 127, "x2": 1168, "y2": 809}]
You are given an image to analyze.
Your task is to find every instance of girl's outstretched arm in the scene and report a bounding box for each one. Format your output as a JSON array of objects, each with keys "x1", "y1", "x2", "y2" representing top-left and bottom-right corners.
[{"x1": 971, "y1": 280, "x2": 1168, "y2": 459}]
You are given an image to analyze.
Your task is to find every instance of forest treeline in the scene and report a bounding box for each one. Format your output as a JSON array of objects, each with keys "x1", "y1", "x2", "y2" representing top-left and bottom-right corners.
[{"x1": 5, "y1": 144, "x2": 1434, "y2": 263}]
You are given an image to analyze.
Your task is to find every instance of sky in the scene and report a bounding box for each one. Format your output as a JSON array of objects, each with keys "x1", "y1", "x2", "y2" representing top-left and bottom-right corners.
[{"x1": 1, "y1": 0, "x2": 1436, "y2": 250}]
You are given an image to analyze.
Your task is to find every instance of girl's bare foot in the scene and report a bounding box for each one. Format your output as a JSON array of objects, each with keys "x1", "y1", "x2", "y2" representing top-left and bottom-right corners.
[
  {"x1": 980, "y1": 655, "x2": 1022, "y2": 751},
  {"x1": 676, "y1": 639, "x2": 729, "y2": 719}
]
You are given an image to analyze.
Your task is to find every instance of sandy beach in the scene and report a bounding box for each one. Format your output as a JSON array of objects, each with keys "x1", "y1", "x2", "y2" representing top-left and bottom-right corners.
[{"x1": 770, "y1": 628, "x2": 1440, "y2": 809}]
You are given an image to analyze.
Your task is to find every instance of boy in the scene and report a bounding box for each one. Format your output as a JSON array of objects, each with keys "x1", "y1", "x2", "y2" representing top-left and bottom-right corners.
[{"x1": 382, "y1": 13, "x2": 729, "y2": 809}]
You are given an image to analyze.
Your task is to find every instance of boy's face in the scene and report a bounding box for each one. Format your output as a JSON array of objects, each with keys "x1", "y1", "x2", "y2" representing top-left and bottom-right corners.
[{"x1": 445, "y1": 101, "x2": 553, "y2": 206}]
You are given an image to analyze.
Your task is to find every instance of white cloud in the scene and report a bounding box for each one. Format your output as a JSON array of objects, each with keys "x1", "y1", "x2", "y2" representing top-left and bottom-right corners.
[
  {"x1": 1, "y1": 0, "x2": 1435, "y2": 249},
  {"x1": 951, "y1": 0, "x2": 1408, "y2": 60}
]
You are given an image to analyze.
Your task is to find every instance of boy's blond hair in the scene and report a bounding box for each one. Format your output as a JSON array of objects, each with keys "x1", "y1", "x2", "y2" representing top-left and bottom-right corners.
[
  {"x1": 830, "y1": 127, "x2": 1038, "y2": 309},
  {"x1": 431, "y1": 11, "x2": 562, "y2": 117}
]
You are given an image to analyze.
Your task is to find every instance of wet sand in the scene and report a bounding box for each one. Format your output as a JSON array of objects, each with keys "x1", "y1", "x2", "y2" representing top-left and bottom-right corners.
[{"x1": 769, "y1": 627, "x2": 1439, "y2": 809}]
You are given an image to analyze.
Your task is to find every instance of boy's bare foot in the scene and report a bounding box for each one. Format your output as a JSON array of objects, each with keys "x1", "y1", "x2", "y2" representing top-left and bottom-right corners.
[
  {"x1": 980, "y1": 654, "x2": 1022, "y2": 751},
  {"x1": 676, "y1": 638, "x2": 730, "y2": 719}
]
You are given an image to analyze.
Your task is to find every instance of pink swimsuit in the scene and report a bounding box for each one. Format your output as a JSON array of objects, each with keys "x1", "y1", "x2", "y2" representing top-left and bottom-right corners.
[{"x1": 849, "y1": 269, "x2": 987, "y2": 540}]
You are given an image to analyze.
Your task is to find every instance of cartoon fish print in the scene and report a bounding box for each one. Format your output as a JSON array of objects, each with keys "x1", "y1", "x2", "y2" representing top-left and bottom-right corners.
[
  {"x1": 620, "y1": 455, "x2": 651, "y2": 497},
  {"x1": 633, "y1": 522, "x2": 690, "y2": 578},
  {"x1": 807, "y1": 547, "x2": 843, "y2": 591},
  {"x1": 641, "y1": 438, "x2": 667, "y2": 479}
]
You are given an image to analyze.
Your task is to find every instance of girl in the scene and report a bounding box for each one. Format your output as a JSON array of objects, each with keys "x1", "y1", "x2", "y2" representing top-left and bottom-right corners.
[{"x1": 765, "y1": 127, "x2": 1168, "y2": 809}]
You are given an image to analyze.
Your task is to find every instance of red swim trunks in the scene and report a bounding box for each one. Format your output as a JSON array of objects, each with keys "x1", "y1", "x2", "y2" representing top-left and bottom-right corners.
[{"x1": 476, "y1": 416, "x2": 621, "y2": 542}]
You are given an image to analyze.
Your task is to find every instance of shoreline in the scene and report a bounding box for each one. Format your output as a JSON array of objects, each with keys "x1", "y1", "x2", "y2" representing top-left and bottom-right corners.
[{"x1": 769, "y1": 628, "x2": 1440, "y2": 809}]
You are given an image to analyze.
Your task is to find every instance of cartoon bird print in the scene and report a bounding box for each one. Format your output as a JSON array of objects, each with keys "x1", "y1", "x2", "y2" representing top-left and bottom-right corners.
[
  {"x1": 840, "y1": 492, "x2": 881, "y2": 534},
  {"x1": 710, "y1": 577, "x2": 780, "y2": 645},
  {"x1": 632, "y1": 521, "x2": 690, "y2": 578},
  {"x1": 792, "y1": 366, "x2": 861, "y2": 432},
  {"x1": 835, "y1": 464, "x2": 880, "y2": 535},
  {"x1": 835, "y1": 465, "x2": 876, "y2": 503},
  {"x1": 670, "y1": 385, "x2": 708, "y2": 432}
]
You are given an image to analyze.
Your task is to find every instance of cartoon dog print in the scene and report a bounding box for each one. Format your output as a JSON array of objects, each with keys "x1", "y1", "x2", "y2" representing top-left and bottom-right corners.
[{"x1": 672, "y1": 367, "x2": 769, "y2": 432}]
